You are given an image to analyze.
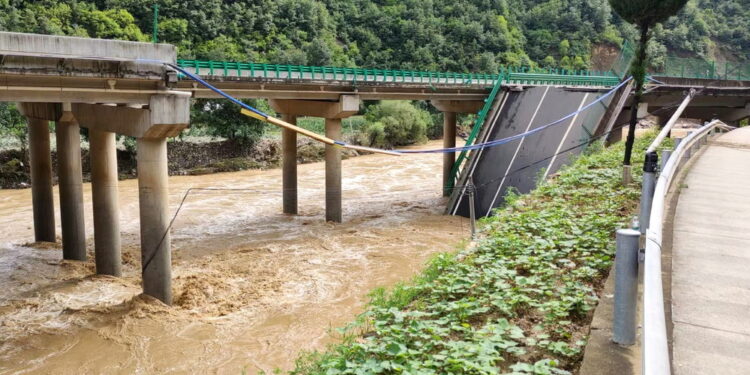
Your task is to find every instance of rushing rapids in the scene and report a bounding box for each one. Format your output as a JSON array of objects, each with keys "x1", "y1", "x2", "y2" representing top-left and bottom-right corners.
[{"x1": 0, "y1": 140, "x2": 468, "y2": 374}]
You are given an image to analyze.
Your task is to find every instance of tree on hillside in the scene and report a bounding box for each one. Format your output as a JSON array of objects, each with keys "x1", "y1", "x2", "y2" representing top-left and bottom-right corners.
[{"x1": 608, "y1": 0, "x2": 689, "y2": 168}]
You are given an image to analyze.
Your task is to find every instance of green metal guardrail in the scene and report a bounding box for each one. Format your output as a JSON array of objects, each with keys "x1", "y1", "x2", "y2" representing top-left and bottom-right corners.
[
  {"x1": 176, "y1": 59, "x2": 621, "y2": 87},
  {"x1": 445, "y1": 75, "x2": 505, "y2": 194}
]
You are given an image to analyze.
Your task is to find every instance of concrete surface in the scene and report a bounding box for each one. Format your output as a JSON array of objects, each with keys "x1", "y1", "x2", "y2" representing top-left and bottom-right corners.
[
  {"x1": 579, "y1": 271, "x2": 642, "y2": 375},
  {"x1": 672, "y1": 127, "x2": 750, "y2": 374},
  {"x1": 0, "y1": 31, "x2": 175, "y2": 62}
]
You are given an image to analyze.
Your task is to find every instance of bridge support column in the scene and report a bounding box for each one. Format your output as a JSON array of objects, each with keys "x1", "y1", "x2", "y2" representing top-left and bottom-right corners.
[
  {"x1": 431, "y1": 100, "x2": 484, "y2": 197},
  {"x1": 281, "y1": 114, "x2": 298, "y2": 215},
  {"x1": 325, "y1": 118, "x2": 342, "y2": 222},
  {"x1": 56, "y1": 117, "x2": 87, "y2": 260},
  {"x1": 136, "y1": 138, "x2": 172, "y2": 304},
  {"x1": 442, "y1": 112, "x2": 457, "y2": 196},
  {"x1": 90, "y1": 129, "x2": 121, "y2": 276},
  {"x1": 28, "y1": 118, "x2": 56, "y2": 242},
  {"x1": 269, "y1": 95, "x2": 360, "y2": 223}
]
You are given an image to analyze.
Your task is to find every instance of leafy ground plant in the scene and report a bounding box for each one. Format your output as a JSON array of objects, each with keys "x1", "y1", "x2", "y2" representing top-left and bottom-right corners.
[{"x1": 291, "y1": 135, "x2": 656, "y2": 375}]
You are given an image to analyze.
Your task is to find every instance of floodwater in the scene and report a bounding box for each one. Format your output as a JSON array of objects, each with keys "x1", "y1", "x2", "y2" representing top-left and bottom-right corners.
[{"x1": 0, "y1": 139, "x2": 468, "y2": 374}]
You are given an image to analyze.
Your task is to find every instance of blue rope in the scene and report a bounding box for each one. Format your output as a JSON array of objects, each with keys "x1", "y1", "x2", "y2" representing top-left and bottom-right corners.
[
  {"x1": 398, "y1": 77, "x2": 633, "y2": 154},
  {"x1": 164, "y1": 62, "x2": 270, "y2": 118},
  {"x1": 154, "y1": 59, "x2": 631, "y2": 156}
]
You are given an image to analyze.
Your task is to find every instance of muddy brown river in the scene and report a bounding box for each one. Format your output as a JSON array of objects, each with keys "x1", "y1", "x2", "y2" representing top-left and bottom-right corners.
[{"x1": 0, "y1": 140, "x2": 468, "y2": 374}]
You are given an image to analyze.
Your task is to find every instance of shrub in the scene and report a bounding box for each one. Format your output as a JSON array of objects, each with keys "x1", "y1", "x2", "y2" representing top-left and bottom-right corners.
[
  {"x1": 191, "y1": 98, "x2": 270, "y2": 144},
  {"x1": 359, "y1": 101, "x2": 430, "y2": 149}
]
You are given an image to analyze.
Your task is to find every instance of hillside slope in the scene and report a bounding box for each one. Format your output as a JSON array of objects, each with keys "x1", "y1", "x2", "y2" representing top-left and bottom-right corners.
[{"x1": 0, "y1": 0, "x2": 746, "y2": 72}]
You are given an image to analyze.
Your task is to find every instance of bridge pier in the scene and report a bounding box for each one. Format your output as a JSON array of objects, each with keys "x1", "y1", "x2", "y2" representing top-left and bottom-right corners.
[
  {"x1": 137, "y1": 137, "x2": 172, "y2": 304},
  {"x1": 442, "y1": 112, "x2": 457, "y2": 196},
  {"x1": 269, "y1": 96, "x2": 360, "y2": 223},
  {"x1": 431, "y1": 100, "x2": 484, "y2": 196},
  {"x1": 27, "y1": 117, "x2": 56, "y2": 242},
  {"x1": 55, "y1": 112, "x2": 87, "y2": 261},
  {"x1": 325, "y1": 118, "x2": 342, "y2": 222},
  {"x1": 90, "y1": 129, "x2": 122, "y2": 276},
  {"x1": 281, "y1": 114, "x2": 298, "y2": 215},
  {"x1": 70, "y1": 94, "x2": 189, "y2": 304}
]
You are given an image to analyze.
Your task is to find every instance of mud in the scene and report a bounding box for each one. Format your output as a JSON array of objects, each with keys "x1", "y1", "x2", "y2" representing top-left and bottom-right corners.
[{"x1": 0, "y1": 140, "x2": 468, "y2": 374}]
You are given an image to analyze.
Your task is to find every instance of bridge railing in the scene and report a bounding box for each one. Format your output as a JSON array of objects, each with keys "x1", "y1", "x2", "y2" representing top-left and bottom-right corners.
[
  {"x1": 445, "y1": 76, "x2": 505, "y2": 194},
  {"x1": 176, "y1": 59, "x2": 621, "y2": 87},
  {"x1": 615, "y1": 119, "x2": 732, "y2": 375}
]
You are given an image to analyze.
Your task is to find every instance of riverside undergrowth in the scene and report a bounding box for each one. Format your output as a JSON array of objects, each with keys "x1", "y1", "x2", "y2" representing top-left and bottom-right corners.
[{"x1": 291, "y1": 135, "x2": 657, "y2": 375}]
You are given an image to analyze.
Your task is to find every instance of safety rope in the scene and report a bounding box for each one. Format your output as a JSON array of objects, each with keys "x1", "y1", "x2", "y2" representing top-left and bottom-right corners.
[{"x1": 162, "y1": 61, "x2": 631, "y2": 156}]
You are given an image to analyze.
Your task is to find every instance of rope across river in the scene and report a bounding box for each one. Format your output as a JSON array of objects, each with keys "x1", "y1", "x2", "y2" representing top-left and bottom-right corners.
[{"x1": 160, "y1": 61, "x2": 631, "y2": 156}]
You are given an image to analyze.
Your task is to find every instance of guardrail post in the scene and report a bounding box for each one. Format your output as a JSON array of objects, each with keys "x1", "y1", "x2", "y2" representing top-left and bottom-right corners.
[
  {"x1": 639, "y1": 151, "x2": 659, "y2": 235},
  {"x1": 614, "y1": 228, "x2": 640, "y2": 345},
  {"x1": 468, "y1": 180, "x2": 476, "y2": 239}
]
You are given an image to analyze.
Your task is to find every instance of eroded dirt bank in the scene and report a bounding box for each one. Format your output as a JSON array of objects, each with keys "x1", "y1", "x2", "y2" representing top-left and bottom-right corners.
[{"x1": 0, "y1": 140, "x2": 468, "y2": 374}]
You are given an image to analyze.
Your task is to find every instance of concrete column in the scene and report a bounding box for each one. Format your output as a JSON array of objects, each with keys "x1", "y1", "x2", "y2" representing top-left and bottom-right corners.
[
  {"x1": 90, "y1": 129, "x2": 122, "y2": 276},
  {"x1": 27, "y1": 118, "x2": 55, "y2": 242},
  {"x1": 56, "y1": 120, "x2": 86, "y2": 260},
  {"x1": 325, "y1": 118, "x2": 342, "y2": 223},
  {"x1": 443, "y1": 112, "x2": 457, "y2": 196},
  {"x1": 136, "y1": 138, "x2": 172, "y2": 304},
  {"x1": 281, "y1": 114, "x2": 298, "y2": 215}
]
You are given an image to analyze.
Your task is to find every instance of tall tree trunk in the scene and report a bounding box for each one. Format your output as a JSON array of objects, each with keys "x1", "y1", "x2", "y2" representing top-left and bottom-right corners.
[{"x1": 623, "y1": 23, "x2": 651, "y2": 166}]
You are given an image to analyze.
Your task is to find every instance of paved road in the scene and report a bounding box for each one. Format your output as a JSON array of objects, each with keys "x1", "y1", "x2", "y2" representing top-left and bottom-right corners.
[{"x1": 672, "y1": 127, "x2": 750, "y2": 374}]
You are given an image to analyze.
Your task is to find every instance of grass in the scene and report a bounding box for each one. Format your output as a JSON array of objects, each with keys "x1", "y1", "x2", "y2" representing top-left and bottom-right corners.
[{"x1": 288, "y1": 134, "x2": 658, "y2": 375}]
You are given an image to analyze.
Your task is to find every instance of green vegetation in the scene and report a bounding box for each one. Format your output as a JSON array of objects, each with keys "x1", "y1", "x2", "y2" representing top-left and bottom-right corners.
[
  {"x1": 190, "y1": 98, "x2": 273, "y2": 144},
  {"x1": 291, "y1": 135, "x2": 656, "y2": 374},
  {"x1": 0, "y1": 0, "x2": 747, "y2": 147},
  {"x1": 0, "y1": 103, "x2": 27, "y2": 152},
  {"x1": 359, "y1": 101, "x2": 432, "y2": 149},
  {"x1": 1, "y1": 0, "x2": 745, "y2": 70}
]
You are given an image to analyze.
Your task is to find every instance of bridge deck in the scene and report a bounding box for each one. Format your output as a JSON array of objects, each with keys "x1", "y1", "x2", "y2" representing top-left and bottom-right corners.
[{"x1": 672, "y1": 127, "x2": 750, "y2": 374}]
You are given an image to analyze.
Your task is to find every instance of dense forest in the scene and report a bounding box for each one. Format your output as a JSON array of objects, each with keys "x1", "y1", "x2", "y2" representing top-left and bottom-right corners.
[
  {"x1": 0, "y1": 0, "x2": 748, "y2": 147},
  {"x1": 1, "y1": 0, "x2": 747, "y2": 72}
]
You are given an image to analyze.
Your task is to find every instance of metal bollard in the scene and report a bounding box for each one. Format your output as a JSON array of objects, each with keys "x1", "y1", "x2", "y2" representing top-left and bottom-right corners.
[
  {"x1": 660, "y1": 149, "x2": 672, "y2": 172},
  {"x1": 639, "y1": 152, "x2": 658, "y2": 235},
  {"x1": 613, "y1": 228, "x2": 640, "y2": 345},
  {"x1": 467, "y1": 181, "x2": 476, "y2": 239}
]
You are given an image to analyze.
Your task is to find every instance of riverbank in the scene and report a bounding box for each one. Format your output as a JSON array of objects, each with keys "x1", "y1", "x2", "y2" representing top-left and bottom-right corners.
[
  {"x1": 0, "y1": 136, "x2": 359, "y2": 189},
  {"x1": 292, "y1": 136, "x2": 654, "y2": 374}
]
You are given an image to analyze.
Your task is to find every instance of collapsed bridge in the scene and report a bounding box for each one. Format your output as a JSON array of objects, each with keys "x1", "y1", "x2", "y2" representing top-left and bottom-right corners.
[{"x1": 2, "y1": 31, "x2": 748, "y2": 305}]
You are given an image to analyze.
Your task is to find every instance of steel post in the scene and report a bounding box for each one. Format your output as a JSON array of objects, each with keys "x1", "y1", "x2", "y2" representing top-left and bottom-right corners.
[
  {"x1": 468, "y1": 181, "x2": 476, "y2": 238},
  {"x1": 639, "y1": 152, "x2": 658, "y2": 235},
  {"x1": 613, "y1": 228, "x2": 640, "y2": 345}
]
